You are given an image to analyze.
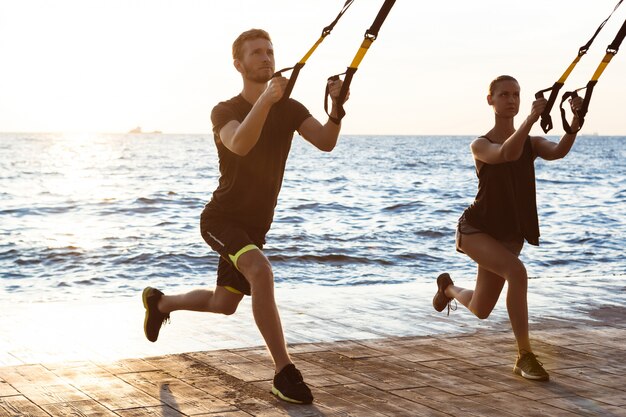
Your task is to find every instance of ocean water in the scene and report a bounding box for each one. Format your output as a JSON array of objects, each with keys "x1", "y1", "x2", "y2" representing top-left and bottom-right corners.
[{"x1": 1, "y1": 133, "x2": 624, "y2": 303}]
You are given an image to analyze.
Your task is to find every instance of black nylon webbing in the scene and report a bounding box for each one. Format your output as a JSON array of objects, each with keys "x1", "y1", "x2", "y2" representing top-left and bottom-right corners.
[
  {"x1": 559, "y1": 17, "x2": 626, "y2": 133},
  {"x1": 536, "y1": 0, "x2": 624, "y2": 133},
  {"x1": 326, "y1": 0, "x2": 396, "y2": 122},
  {"x1": 273, "y1": 0, "x2": 355, "y2": 103}
]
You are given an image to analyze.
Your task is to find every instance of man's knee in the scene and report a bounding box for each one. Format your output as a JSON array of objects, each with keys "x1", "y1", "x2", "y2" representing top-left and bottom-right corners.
[
  {"x1": 248, "y1": 267, "x2": 274, "y2": 291},
  {"x1": 215, "y1": 302, "x2": 238, "y2": 316},
  {"x1": 212, "y1": 287, "x2": 243, "y2": 315},
  {"x1": 241, "y1": 260, "x2": 274, "y2": 289}
]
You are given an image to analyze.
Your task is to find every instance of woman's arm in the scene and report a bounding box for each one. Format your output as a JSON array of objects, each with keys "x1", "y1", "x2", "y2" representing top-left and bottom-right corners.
[
  {"x1": 531, "y1": 96, "x2": 583, "y2": 161},
  {"x1": 471, "y1": 98, "x2": 547, "y2": 164}
]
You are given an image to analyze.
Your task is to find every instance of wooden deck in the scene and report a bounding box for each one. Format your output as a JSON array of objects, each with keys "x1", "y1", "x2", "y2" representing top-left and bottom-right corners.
[{"x1": 1, "y1": 306, "x2": 624, "y2": 416}]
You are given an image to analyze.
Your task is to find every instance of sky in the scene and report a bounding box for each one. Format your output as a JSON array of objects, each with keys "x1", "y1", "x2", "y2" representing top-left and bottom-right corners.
[{"x1": 0, "y1": 0, "x2": 625, "y2": 136}]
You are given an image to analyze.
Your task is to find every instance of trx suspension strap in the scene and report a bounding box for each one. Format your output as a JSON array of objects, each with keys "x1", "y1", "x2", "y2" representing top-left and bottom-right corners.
[
  {"x1": 273, "y1": 0, "x2": 355, "y2": 103},
  {"x1": 535, "y1": 0, "x2": 623, "y2": 133},
  {"x1": 325, "y1": 0, "x2": 396, "y2": 123},
  {"x1": 558, "y1": 17, "x2": 626, "y2": 133}
]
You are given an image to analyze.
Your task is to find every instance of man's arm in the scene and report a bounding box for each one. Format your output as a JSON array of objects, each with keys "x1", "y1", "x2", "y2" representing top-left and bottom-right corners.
[
  {"x1": 299, "y1": 79, "x2": 347, "y2": 152},
  {"x1": 219, "y1": 77, "x2": 287, "y2": 156}
]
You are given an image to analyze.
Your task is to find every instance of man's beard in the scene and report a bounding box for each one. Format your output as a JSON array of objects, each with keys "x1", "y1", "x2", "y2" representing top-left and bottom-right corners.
[{"x1": 241, "y1": 63, "x2": 273, "y2": 83}]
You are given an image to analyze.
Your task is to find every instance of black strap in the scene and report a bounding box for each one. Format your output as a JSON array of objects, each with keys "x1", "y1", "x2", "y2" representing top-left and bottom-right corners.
[
  {"x1": 579, "y1": 0, "x2": 623, "y2": 56},
  {"x1": 559, "y1": 17, "x2": 626, "y2": 133},
  {"x1": 536, "y1": 0, "x2": 623, "y2": 133},
  {"x1": 325, "y1": 0, "x2": 396, "y2": 121},
  {"x1": 273, "y1": 0, "x2": 355, "y2": 103},
  {"x1": 364, "y1": 0, "x2": 396, "y2": 40},
  {"x1": 535, "y1": 82, "x2": 564, "y2": 133},
  {"x1": 607, "y1": 13, "x2": 626, "y2": 54},
  {"x1": 558, "y1": 89, "x2": 583, "y2": 134}
]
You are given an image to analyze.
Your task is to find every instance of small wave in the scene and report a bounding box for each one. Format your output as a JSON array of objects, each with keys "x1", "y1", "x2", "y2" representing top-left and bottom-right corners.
[
  {"x1": 383, "y1": 201, "x2": 423, "y2": 213},
  {"x1": 292, "y1": 202, "x2": 359, "y2": 212},
  {"x1": 1, "y1": 204, "x2": 78, "y2": 216},
  {"x1": 536, "y1": 178, "x2": 585, "y2": 186},
  {"x1": 156, "y1": 221, "x2": 177, "y2": 227},
  {"x1": 74, "y1": 277, "x2": 109, "y2": 285},
  {"x1": 413, "y1": 230, "x2": 447, "y2": 238},
  {"x1": 269, "y1": 253, "x2": 394, "y2": 266},
  {"x1": 0, "y1": 271, "x2": 26, "y2": 279},
  {"x1": 275, "y1": 215, "x2": 306, "y2": 223},
  {"x1": 10, "y1": 247, "x2": 87, "y2": 268},
  {"x1": 135, "y1": 197, "x2": 164, "y2": 205},
  {"x1": 612, "y1": 188, "x2": 626, "y2": 200},
  {"x1": 0, "y1": 248, "x2": 19, "y2": 258},
  {"x1": 15, "y1": 257, "x2": 42, "y2": 266}
]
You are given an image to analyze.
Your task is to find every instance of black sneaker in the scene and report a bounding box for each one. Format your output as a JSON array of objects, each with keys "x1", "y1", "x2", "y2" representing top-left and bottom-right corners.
[
  {"x1": 433, "y1": 273, "x2": 456, "y2": 315},
  {"x1": 271, "y1": 364, "x2": 313, "y2": 404},
  {"x1": 514, "y1": 351, "x2": 549, "y2": 381},
  {"x1": 142, "y1": 287, "x2": 169, "y2": 342}
]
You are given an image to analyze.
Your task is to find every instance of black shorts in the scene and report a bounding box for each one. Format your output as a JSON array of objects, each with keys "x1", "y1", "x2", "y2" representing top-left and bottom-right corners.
[
  {"x1": 455, "y1": 214, "x2": 523, "y2": 256},
  {"x1": 200, "y1": 210, "x2": 267, "y2": 296}
]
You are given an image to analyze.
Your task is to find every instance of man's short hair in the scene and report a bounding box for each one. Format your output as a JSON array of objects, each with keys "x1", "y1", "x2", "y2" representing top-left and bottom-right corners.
[{"x1": 232, "y1": 29, "x2": 272, "y2": 60}]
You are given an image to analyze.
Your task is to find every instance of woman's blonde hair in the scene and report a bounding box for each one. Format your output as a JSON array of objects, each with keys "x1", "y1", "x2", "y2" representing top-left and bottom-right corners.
[{"x1": 488, "y1": 75, "x2": 518, "y2": 95}]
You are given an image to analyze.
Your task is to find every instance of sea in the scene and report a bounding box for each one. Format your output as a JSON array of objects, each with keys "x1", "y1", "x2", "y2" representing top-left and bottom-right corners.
[{"x1": 1, "y1": 133, "x2": 624, "y2": 304}]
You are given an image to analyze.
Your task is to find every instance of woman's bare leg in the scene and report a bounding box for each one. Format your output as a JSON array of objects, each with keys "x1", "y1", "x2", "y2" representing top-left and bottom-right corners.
[{"x1": 449, "y1": 233, "x2": 531, "y2": 353}]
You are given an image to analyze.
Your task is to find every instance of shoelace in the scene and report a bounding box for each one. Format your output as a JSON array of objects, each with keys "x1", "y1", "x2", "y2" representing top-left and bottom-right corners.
[{"x1": 446, "y1": 299, "x2": 457, "y2": 316}]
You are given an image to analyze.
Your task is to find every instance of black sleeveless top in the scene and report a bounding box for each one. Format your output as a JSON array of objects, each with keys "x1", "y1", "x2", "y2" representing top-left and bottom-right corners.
[{"x1": 462, "y1": 136, "x2": 540, "y2": 245}]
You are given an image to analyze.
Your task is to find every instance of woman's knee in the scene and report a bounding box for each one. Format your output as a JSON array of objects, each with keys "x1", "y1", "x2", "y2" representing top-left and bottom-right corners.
[
  {"x1": 506, "y1": 261, "x2": 528, "y2": 285},
  {"x1": 471, "y1": 305, "x2": 495, "y2": 320}
]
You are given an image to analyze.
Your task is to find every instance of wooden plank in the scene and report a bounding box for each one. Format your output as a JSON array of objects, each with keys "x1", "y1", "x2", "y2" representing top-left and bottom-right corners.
[
  {"x1": 302, "y1": 386, "x2": 389, "y2": 417},
  {"x1": 0, "y1": 382, "x2": 19, "y2": 397},
  {"x1": 540, "y1": 396, "x2": 626, "y2": 417},
  {"x1": 118, "y1": 371, "x2": 235, "y2": 414},
  {"x1": 67, "y1": 374, "x2": 163, "y2": 412},
  {"x1": 547, "y1": 373, "x2": 626, "y2": 406},
  {"x1": 9, "y1": 383, "x2": 89, "y2": 405},
  {"x1": 0, "y1": 319, "x2": 623, "y2": 416},
  {"x1": 99, "y1": 358, "x2": 159, "y2": 375},
  {"x1": 392, "y1": 386, "x2": 520, "y2": 417},
  {"x1": 0, "y1": 364, "x2": 62, "y2": 385},
  {"x1": 115, "y1": 405, "x2": 185, "y2": 416},
  {"x1": 470, "y1": 391, "x2": 587, "y2": 417},
  {"x1": 0, "y1": 396, "x2": 50, "y2": 417},
  {"x1": 40, "y1": 400, "x2": 118, "y2": 417},
  {"x1": 321, "y1": 383, "x2": 446, "y2": 417}
]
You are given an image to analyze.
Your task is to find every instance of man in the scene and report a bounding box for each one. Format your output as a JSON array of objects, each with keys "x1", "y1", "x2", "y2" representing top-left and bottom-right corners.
[{"x1": 142, "y1": 28, "x2": 347, "y2": 404}]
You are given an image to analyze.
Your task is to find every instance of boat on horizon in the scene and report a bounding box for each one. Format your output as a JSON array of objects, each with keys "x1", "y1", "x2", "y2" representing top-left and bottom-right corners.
[{"x1": 128, "y1": 126, "x2": 162, "y2": 134}]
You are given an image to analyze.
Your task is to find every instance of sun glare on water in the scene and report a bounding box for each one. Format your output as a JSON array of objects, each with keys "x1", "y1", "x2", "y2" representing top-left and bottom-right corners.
[{"x1": 31, "y1": 133, "x2": 127, "y2": 252}]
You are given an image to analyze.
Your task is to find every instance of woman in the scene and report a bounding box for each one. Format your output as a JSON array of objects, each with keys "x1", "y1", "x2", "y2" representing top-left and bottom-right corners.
[{"x1": 433, "y1": 75, "x2": 582, "y2": 381}]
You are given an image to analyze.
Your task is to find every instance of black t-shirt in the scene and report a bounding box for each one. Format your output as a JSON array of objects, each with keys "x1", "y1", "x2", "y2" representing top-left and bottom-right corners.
[
  {"x1": 463, "y1": 136, "x2": 540, "y2": 245},
  {"x1": 206, "y1": 95, "x2": 311, "y2": 231}
]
